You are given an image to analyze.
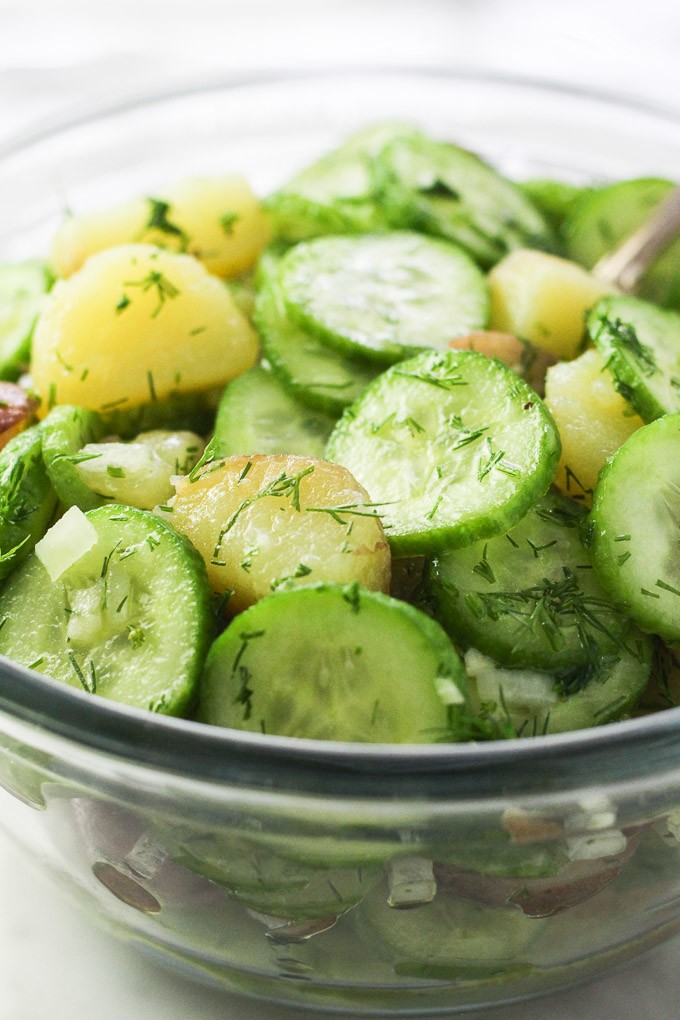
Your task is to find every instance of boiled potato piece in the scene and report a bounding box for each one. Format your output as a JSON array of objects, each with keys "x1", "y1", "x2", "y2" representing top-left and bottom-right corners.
[
  {"x1": 545, "y1": 348, "x2": 643, "y2": 504},
  {"x1": 171, "y1": 454, "x2": 391, "y2": 613},
  {"x1": 449, "y1": 330, "x2": 556, "y2": 395},
  {"x1": 51, "y1": 176, "x2": 271, "y2": 279},
  {"x1": 31, "y1": 244, "x2": 259, "y2": 414},
  {"x1": 488, "y1": 249, "x2": 615, "y2": 360}
]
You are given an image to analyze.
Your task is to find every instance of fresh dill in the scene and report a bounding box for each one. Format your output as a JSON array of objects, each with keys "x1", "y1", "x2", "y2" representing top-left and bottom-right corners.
[{"x1": 144, "y1": 197, "x2": 189, "y2": 250}]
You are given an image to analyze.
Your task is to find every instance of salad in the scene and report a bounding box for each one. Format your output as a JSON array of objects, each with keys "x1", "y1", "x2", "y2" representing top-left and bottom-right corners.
[{"x1": 0, "y1": 121, "x2": 678, "y2": 745}]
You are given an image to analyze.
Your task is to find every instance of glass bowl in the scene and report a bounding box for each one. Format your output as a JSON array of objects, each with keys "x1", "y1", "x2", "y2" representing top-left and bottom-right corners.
[{"x1": 2, "y1": 70, "x2": 680, "y2": 1016}]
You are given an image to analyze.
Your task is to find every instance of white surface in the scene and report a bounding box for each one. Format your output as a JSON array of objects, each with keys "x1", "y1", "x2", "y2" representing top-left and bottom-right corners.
[{"x1": 3, "y1": 1, "x2": 680, "y2": 1017}]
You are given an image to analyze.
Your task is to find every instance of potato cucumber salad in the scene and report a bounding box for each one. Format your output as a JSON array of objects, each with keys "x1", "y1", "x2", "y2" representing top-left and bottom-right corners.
[{"x1": 0, "y1": 122, "x2": 679, "y2": 745}]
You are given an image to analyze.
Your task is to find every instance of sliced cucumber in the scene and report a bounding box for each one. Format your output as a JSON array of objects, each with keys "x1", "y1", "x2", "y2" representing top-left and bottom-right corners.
[
  {"x1": 41, "y1": 405, "x2": 107, "y2": 510},
  {"x1": 375, "y1": 133, "x2": 555, "y2": 267},
  {"x1": 326, "y1": 349, "x2": 561, "y2": 556},
  {"x1": 428, "y1": 491, "x2": 632, "y2": 672},
  {"x1": 169, "y1": 825, "x2": 381, "y2": 917},
  {"x1": 465, "y1": 637, "x2": 652, "y2": 736},
  {"x1": 358, "y1": 882, "x2": 541, "y2": 975},
  {"x1": 72, "y1": 430, "x2": 203, "y2": 510},
  {"x1": 0, "y1": 260, "x2": 52, "y2": 380},
  {"x1": 587, "y1": 294, "x2": 680, "y2": 422},
  {"x1": 0, "y1": 425, "x2": 57, "y2": 580},
  {"x1": 0, "y1": 504, "x2": 213, "y2": 714},
  {"x1": 278, "y1": 232, "x2": 489, "y2": 365},
  {"x1": 588, "y1": 413, "x2": 680, "y2": 643},
  {"x1": 213, "y1": 364, "x2": 336, "y2": 459},
  {"x1": 264, "y1": 122, "x2": 414, "y2": 243},
  {"x1": 97, "y1": 388, "x2": 216, "y2": 439},
  {"x1": 518, "y1": 179, "x2": 595, "y2": 233},
  {"x1": 254, "y1": 262, "x2": 378, "y2": 414},
  {"x1": 563, "y1": 178, "x2": 680, "y2": 308},
  {"x1": 199, "y1": 582, "x2": 469, "y2": 744}
]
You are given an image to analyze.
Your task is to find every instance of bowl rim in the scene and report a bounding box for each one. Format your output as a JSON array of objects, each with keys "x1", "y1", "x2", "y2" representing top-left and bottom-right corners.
[{"x1": 2, "y1": 66, "x2": 680, "y2": 796}]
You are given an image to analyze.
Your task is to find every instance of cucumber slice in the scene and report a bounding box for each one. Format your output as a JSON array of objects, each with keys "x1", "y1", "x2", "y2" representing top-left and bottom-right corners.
[
  {"x1": 72, "y1": 430, "x2": 203, "y2": 511},
  {"x1": 213, "y1": 364, "x2": 336, "y2": 459},
  {"x1": 173, "y1": 826, "x2": 382, "y2": 920},
  {"x1": 279, "y1": 232, "x2": 489, "y2": 365},
  {"x1": 0, "y1": 504, "x2": 213, "y2": 714},
  {"x1": 465, "y1": 637, "x2": 652, "y2": 736},
  {"x1": 326, "y1": 349, "x2": 561, "y2": 556},
  {"x1": 588, "y1": 413, "x2": 680, "y2": 642},
  {"x1": 41, "y1": 405, "x2": 107, "y2": 510},
  {"x1": 97, "y1": 388, "x2": 216, "y2": 439},
  {"x1": 375, "y1": 133, "x2": 555, "y2": 267},
  {"x1": 199, "y1": 582, "x2": 469, "y2": 744},
  {"x1": 518, "y1": 179, "x2": 595, "y2": 233},
  {"x1": 254, "y1": 263, "x2": 378, "y2": 414},
  {"x1": 587, "y1": 294, "x2": 680, "y2": 422},
  {"x1": 428, "y1": 491, "x2": 632, "y2": 672},
  {"x1": 0, "y1": 426, "x2": 57, "y2": 580},
  {"x1": 0, "y1": 260, "x2": 52, "y2": 380},
  {"x1": 358, "y1": 882, "x2": 541, "y2": 974},
  {"x1": 563, "y1": 178, "x2": 680, "y2": 308},
  {"x1": 264, "y1": 122, "x2": 414, "y2": 242}
]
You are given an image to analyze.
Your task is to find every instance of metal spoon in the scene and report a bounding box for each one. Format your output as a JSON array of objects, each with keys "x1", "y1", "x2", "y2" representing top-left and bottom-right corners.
[{"x1": 592, "y1": 185, "x2": 680, "y2": 291}]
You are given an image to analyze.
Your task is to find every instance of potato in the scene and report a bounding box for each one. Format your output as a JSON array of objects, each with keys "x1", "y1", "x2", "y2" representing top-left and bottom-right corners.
[
  {"x1": 171, "y1": 454, "x2": 391, "y2": 614},
  {"x1": 51, "y1": 176, "x2": 271, "y2": 279},
  {"x1": 31, "y1": 244, "x2": 259, "y2": 414},
  {"x1": 0, "y1": 383, "x2": 38, "y2": 449},
  {"x1": 449, "y1": 330, "x2": 556, "y2": 395},
  {"x1": 488, "y1": 249, "x2": 615, "y2": 360},
  {"x1": 544, "y1": 348, "x2": 643, "y2": 504}
]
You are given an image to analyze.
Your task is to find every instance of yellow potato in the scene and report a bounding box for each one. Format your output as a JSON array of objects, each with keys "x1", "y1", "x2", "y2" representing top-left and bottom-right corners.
[
  {"x1": 544, "y1": 348, "x2": 643, "y2": 505},
  {"x1": 31, "y1": 244, "x2": 259, "y2": 414},
  {"x1": 51, "y1": 175, "x2": 271, "y2": 279},
  {"x1": 171, "y1": 454, "x2": 391, "y2": 614},
  {"x1": 488, "y1": 249, "x2": 615, "y2": 360}
]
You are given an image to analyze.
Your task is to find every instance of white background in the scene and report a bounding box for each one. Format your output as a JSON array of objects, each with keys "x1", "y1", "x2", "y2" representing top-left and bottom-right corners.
[{"x1": 2, "y1": 1, "x2": 680, "y2": 1017}]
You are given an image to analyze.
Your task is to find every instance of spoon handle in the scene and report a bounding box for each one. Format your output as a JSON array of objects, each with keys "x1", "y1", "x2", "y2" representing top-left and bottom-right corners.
[{"x1": 592, "y1": 185, "x2": 680, "y2": 292}]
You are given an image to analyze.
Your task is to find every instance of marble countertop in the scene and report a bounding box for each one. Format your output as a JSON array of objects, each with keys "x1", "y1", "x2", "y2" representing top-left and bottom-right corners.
[{"x1": 3, "y1": 1, "x2": 680, "y2": 1016}]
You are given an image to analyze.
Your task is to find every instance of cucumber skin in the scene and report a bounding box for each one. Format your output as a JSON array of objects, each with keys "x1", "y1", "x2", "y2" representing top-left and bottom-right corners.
[
  {"x1": 0, "y1": 426, "x2": 57, "y2": 580},
  {"x1": 41, "y1": 404, "x2": 108, "y2": 511}
]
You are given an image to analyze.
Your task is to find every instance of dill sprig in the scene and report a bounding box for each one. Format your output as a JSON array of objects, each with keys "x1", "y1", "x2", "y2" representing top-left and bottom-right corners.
[
  {"x1": 464, "y1": 567, "x2": 626, "y2": 662},
  {"x1": 144, "y1": 197, "x2": 189, "y2": 250},
  {"x1": 607, "y1": 317, "x2": 659, "y2": 377},
  {"x1": 212, "y1": 466, "x2": 315, "y2": 560}
]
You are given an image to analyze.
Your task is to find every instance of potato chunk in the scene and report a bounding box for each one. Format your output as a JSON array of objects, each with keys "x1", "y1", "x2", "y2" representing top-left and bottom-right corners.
[
  {"x1": 51, "y1": 176, "x2": 271, "y2": 279},
  {"x1": 488, "y1": 249, "x2": 614, "y2": 360},
  {"x1": 31, "y1": 244, "x2": 258, "y2": 415},
  {"x1": 449, "y1": 330, "x2": 556, "y2": 395},
  {"x1": 544, "y1": 348, "x2": 643, "y2": 504},
  {"x1": 171, "y1": 454, "x2": 391, "y2": 613}
]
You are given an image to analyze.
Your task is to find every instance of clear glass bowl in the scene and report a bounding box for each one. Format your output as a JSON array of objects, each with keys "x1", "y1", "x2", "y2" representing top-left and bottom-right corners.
[{"x1": 1, "y1": 70, "x2": 680, "y2": 1015}]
